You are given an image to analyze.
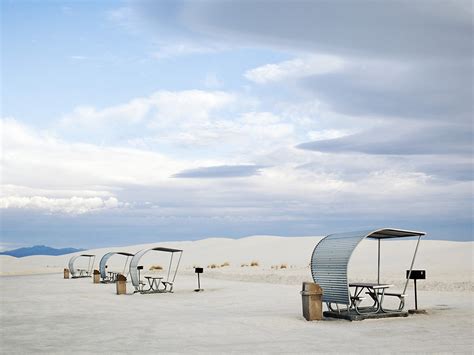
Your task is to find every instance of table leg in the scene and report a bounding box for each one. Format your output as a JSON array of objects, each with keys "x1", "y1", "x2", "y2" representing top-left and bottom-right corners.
[{"x1": 147, "y1": 278, "x2": 153, "y2": 291}]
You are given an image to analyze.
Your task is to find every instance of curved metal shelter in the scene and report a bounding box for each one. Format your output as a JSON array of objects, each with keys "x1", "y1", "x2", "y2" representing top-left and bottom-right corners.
[
  {"x1": 99, "y1": 252, "x2": 134, "y2": 281},
  {"x1": 68, "y1": 254, "x2": 96, "y2": 278},
  {"x1": 129, "y1": 247, "x2": 183, "y2": 292},
  {"x1": 311, "y1": 228, "x2": 425, "y2": 306}
]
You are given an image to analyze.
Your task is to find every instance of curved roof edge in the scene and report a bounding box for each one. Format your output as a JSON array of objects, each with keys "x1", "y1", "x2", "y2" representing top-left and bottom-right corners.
[{"x1": 327, "y1": 228, "x2": 426, "y2": 240}]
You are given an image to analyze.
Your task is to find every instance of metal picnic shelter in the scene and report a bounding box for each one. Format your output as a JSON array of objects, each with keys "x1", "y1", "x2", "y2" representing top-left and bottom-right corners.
[
  {"x1": 311, "y1": 228, "x2": 425, "y2": 319},
  {"x1": 99, "y1": 251, "x2": 134, "y2": 282},
  {"x1": 68, "y1": 254, "x2": 96, "y2": 278},
  {"x1": 129, "y1": 247, "x2": 183, "y2": 293}
]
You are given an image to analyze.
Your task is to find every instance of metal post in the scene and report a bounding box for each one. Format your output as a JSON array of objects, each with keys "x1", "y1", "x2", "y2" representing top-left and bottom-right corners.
[
  {"x1": 377, "y1": 238, "x2": 381, "y2": 284},
  {"x1": 172, "y1": 251, "x2": 183, "y2": 282},
  {"x1": 414, "y1": 279, "x2": 418, "y2": 310},
  {"x1": 403, "y1": 236, "x2": 421, "y2": 294},
  {"x1": 167, "y1": 253, "x2": 173, "y2": 281},
  {"x1": 197, "y1": 273, "x2": 201, "y2": 289},
  {"x1": 123, "y1": 256, "x2": 129, "y2": 275}
]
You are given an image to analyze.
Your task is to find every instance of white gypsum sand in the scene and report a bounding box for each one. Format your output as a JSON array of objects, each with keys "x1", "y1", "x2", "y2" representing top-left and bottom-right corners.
[{"x1": 0, "y1": 236, "x2": 472, "y2": 353}]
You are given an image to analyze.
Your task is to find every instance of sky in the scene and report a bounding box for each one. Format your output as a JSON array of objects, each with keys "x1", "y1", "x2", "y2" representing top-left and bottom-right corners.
[{"x1": 1, "y1": 0, "x2": 472, "y2": 249}]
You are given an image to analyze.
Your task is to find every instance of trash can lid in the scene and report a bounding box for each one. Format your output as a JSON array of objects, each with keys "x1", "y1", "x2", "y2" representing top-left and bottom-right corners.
[
  {"x1": 302, "y1": 282, "x2": 323, "y2": 293},
  {"x1": 116, "y1": 274, "x2": 127, "y2": 281}
]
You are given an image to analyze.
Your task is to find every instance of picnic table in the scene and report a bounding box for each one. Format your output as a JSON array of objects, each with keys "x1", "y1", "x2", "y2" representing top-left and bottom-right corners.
[
  {"x1": 144, "y1": 276, "x2": 163, "y2": 292},
  {"x1": 77, "y1": 269, "x2": 88, "y2": 277},
  {"x1": 107, "y1": 271, "x2": 119, "y2": 282},
  {"x1": 349, "y1": 282, "x2": 393, "y2": 314}
]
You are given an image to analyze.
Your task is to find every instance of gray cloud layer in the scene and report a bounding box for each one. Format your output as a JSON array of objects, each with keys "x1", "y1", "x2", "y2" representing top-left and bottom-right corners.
[
  {"x1": 181, "y1": 0, "x2": 472, "y2": 58},
  {"x1": 298, "y1": 124, "x2": 473, "y2": 155},
  {"x1": 173, "y1": 165, "x2": 265, "y2": 178},
  {"x1": 106, "y1": 1, "x2": 474, "y2": 240},
  {"x1": 138, "y1": 0, "x2": 472, "y2": 121}
]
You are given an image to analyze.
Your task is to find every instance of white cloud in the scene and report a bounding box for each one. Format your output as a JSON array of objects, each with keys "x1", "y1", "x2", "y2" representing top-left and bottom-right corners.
[
  {"x1": 307, "y1": 129, "x2": 351, "y2": 141},
  {"x1": 1, "y1": 184, "x2": 114, "y2": 198},
  {"x1": 57, "y1": 89, "x2": 297, "y2": 156},
  {"x1": 147, "y1": 90, "x2": 235, "y2": 128},
  {"x1": 0, "y1": 196, "x2": 123, "y2": 215},
  {"x1": 1, "y1": 118, "x2": 186, "y2": 189},
  {"x1": 59, "y1": 90, "x2": 236, "y2": 131},
  {"x1": 131, "y1": 110, "x2": 295, "y2": 155},
  {"x1": 2, "y1": 91, "x2": 470, "y2": 227},
  {"x1": 245, "y1": 55, "x2": 345, "y2": 84},
  {"x1": 60, "y1": 96, "x2": 152, "y2": 128}
]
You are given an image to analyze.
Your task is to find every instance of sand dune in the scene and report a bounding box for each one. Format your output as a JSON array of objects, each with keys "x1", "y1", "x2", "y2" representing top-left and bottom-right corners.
[
  {"x1": 0, "y1": 236, "x2": 472, "y2": 291},
  {"x1": 0, "y1": 235, "x2": 472, "y2": 353}
]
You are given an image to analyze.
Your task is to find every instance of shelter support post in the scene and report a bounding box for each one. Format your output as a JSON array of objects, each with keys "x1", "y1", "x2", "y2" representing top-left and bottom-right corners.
[
  {"x1": 173, "y1": 252, "x2": 183, "y2": 282},
  {"x1": 402, "y1": 236, "x2": 422, "y2": 295},
  {"x1": 167, "y1": 253, "x2": 173, "y2": 281},
  {"x1": 414, "y1": 279, "x2": 418, "y2": 310},
  {"x1": 377, "y1": 238, "x2": 381, "y2": 284}
]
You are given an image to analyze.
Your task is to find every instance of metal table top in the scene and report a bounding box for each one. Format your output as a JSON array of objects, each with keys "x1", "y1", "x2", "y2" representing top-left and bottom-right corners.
[{"x1": 349, "y1": 282, "x2": 393, "y2": 289}]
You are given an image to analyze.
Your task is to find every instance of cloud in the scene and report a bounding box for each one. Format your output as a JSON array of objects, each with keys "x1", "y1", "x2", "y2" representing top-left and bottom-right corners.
[
  {"x1": 60, "y1": 96, "x2": 153, "y2": 128},
  {"x1": 57, "y1": 89, "x2": 298, "y2": 159},
  {"x1": 1, "y1": 184, "x2": 114, "y2": 198},
  {"x1": 2, "y1": 117, "x2": 472, "y2": 241},
  {"x1": 306, "y1": 129, "x2": 352, "y2": 141},
  {"x1": 60, "y1": 90, "x2": 235, "y2": 130},
  {"x1": 1, "y1": 118, "x2": 186, "y2": 189},
  {"x1": 297, "y1": 123, "x2": 472, "y2": 156},
  {"x1": 245, "y1": 55, "x2": 344, "y2": 84},
  {"x1": 147, "y1": 90, "x2": 235, "y2": 128},
  {"x1": 132, "y1": 1, "x2": 472, "y2": 137},
  {"x1": 0, "y1": 196, "x2": 123, "y2": 215},
  {"x1": 3, "y1": 1, "x2": 473, "y2": 244},
  {"x1": 301, "y1": 59, "x2": 471, "y2": 121},
  {"x1": 173, "y1": 165, "x2": 265, "y2": 178},
  {"x1": 180, "y1": 0, "x2": 471, "y2": 59}
]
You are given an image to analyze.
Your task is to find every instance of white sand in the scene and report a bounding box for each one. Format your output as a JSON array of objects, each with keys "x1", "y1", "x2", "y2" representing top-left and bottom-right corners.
[{"x1": 0, "y1": 236, "x2": 472, "y2": 353}]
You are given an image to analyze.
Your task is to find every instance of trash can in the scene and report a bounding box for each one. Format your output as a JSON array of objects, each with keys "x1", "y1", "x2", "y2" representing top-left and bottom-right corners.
[
  {"x1": 64, "y1": 268, "x2": 70, "y2": 279},
  {"x1": 116, "y1": 274, "x2": 127, "y2": 295},
  {"x1": 93, "y1": 269, "x2": 100, "y2": 284},
  {"x1": 301, "y1": 282, "x2": 323, "y2": 321}
]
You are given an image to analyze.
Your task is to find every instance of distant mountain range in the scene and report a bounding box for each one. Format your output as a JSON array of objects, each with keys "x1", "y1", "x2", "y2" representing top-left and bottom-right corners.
[{"x1": 0, "y1": 245, "x2": 84, "y2": 258}]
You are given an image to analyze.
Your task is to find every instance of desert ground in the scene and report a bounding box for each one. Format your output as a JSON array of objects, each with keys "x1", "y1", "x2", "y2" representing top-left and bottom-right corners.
[{"x1": 0, "y1": 236, "x2": 473, "y2": 353}]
